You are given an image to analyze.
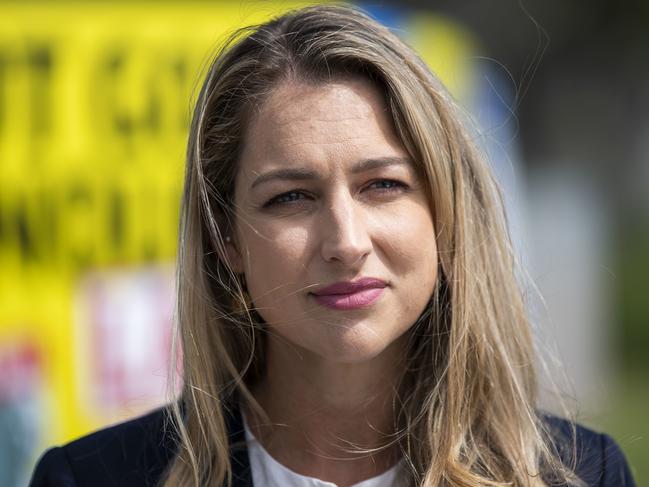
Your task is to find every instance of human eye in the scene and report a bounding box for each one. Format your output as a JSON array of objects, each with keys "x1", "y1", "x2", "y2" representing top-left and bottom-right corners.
[
  {"x1": 262, "y1": 189, "x2": 311, "y2": 208},
  {"x1": 366, "y1": 179, "x2": 409, "y2": 195}
]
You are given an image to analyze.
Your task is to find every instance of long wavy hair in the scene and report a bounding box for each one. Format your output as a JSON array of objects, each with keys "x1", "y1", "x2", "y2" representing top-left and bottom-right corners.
[{"x1": 162, "y1": 4, "x2": 582, "y2": 486}]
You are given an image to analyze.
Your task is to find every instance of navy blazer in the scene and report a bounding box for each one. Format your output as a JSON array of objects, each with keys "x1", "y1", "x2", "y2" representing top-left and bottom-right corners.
[{"x1": 29, "y1": 404, "x2": 636, "y2": 486}]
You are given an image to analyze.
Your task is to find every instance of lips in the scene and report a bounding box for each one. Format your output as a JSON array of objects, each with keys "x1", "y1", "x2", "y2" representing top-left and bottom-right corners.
[
  {"x1": 310, "y1": 277, "x2": 387, "y2": 310},
  {"x1": 311, "y1": 277, "x2": 387, "y2": 296}
]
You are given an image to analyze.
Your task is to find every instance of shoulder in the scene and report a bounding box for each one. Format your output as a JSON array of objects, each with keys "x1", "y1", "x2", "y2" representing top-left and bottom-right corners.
[
  {"x1": 29, "y1": 406, "x2": 177, "y2": 487},
  {"x1": 541, "y1": 414, "x2": 636, "y2": 486}
]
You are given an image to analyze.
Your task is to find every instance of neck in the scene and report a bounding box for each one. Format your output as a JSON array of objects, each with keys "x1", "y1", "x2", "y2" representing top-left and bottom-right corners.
[{"x1": 244, "y1": 335, "x2": 408, "y2": 487}]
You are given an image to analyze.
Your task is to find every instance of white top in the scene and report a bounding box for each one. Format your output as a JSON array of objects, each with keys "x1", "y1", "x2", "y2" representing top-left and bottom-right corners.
[{"x1": 243, "y1": 414, "x2": 407, "y2": 487}]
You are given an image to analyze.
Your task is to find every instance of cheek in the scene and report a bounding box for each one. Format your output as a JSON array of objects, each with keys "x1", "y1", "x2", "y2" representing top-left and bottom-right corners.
[
  {"x1": 376, "y1": 204, "x2": 437, "y2": 267},
  {"x1": 242, "y1": 225, "x2": 310, "y2": 299},
  {"x1": 389, "y1": 210, "x2": 438, "y2": 323}
]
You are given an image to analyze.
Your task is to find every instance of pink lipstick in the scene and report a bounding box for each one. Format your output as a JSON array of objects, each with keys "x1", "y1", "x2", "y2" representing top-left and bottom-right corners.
[{"x1": 311, "y1": 277, "x2": 387, "y2": 310}]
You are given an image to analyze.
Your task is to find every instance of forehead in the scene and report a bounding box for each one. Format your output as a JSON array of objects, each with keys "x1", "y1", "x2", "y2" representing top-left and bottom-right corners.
[
  {"x1": 257, "y1": 78, "x2": 382, "y2": 134},
  {"x1": 237, "y1": 78, "x2": 408, "y2": 182}
]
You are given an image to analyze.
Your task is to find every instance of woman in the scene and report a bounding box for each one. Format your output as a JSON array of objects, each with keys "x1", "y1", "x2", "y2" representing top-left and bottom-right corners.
[{"x1": 30, "y1": 5, "x2": 635, "y2": 487}]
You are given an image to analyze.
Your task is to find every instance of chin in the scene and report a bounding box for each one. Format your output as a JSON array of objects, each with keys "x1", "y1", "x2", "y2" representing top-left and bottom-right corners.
[{"x1": 314, "y1": 326, "x2": 405, "y2": 365}]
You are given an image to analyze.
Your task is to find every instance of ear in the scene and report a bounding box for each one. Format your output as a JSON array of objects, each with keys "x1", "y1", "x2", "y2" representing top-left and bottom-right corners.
[{"x1": 224, "y1": 236, "x2": 244, "y2": 274}]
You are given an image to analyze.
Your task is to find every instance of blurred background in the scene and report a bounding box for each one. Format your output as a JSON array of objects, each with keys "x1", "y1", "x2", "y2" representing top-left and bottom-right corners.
[{"x1": 0, "y1": 1, "x2": 646, "y2": 485}]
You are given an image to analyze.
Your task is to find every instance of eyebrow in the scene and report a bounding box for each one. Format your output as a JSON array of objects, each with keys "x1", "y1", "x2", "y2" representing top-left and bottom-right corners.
[{"x1": 250, "y1": 156, "x2": 413, "y2": 190}]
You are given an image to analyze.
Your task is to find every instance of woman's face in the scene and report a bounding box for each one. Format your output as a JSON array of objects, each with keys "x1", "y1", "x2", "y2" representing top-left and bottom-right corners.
[{"x1": 227, "y1": 78, "x2": 438, "y2": 364}]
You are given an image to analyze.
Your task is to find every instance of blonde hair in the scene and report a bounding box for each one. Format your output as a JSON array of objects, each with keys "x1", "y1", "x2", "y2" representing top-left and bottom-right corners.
[{"x1": 162, "y1": 4, "x2": 582, "y2": 486}]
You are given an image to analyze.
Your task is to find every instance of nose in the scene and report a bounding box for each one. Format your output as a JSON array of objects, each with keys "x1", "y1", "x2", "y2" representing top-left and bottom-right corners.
[{"x1": 319, "y1": 190, "x2": 372, "y2": 267}]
